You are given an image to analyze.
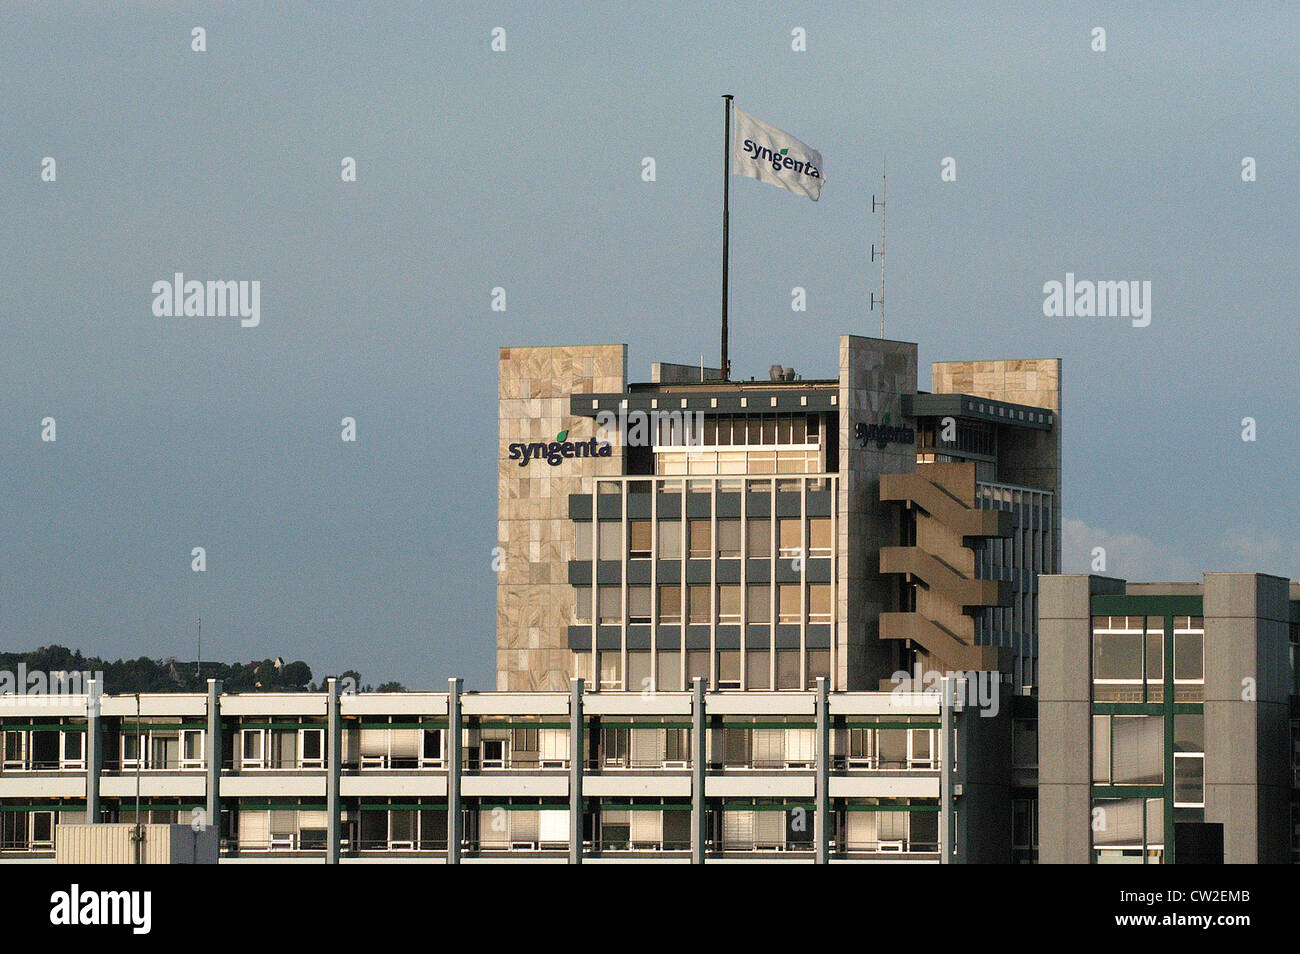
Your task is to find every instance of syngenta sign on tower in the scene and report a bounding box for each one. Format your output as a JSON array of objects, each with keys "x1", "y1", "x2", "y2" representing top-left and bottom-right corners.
[
  {"x1": 507, "y1": 409, "x2": 704, "y2": 468},
  {"x1": 508, "y1": 429, "x2": 612, "y2": 467}
]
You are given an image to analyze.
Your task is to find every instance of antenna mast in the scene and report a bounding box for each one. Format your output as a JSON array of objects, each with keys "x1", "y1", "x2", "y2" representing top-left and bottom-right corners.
[{"x1": 870, "y1": 160, "x2": 886, "y2": 337}]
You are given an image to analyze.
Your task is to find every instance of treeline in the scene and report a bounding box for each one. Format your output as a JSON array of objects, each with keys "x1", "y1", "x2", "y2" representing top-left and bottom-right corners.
[{"x1": 0, "y1": 645, "x2": 406, "y2": 695}]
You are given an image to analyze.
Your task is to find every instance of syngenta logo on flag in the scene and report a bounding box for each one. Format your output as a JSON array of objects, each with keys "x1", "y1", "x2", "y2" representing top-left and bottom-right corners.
[
  {"x1": 50, "y1": 884, "x2": 152, "y2": 935},
  {"x1": 732, "y1": 107, "x2": 826, "y2": 201}
]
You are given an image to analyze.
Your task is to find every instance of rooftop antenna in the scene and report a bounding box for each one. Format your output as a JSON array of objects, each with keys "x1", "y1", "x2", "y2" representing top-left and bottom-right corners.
[
  {"x1": 195, "y1": 617, "x2": 202, "y2": 679},
  {"x1": 870, "y1": 158, "x2": 886, "y2": 337}
]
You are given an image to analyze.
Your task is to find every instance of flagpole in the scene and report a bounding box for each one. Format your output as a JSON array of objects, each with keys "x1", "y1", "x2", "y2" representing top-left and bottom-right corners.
[{"x1": 721, "y1": 94, "x2": 733, "y2": 381}]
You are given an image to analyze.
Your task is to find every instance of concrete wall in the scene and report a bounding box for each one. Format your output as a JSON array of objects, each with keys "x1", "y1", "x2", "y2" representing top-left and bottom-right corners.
[
  {"x1": 838, "y1": 336, "x2": 917, "y2": 689},
  {"x1": 931, "y1": 358, "x2": 1062, "y2": 572},
  {"x1": 497, "y1": 345, "x2": 627, "y2": 690},
  {"x1": 1037, "y1": 574, "x2": 1125, "y2": 863},
  {"x1": 1203, "y1": 572, "x2": 1292, "y2": 864}
]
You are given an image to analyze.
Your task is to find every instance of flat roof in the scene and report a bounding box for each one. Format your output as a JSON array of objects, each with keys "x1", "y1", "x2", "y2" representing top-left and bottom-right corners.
[{"x1": 907, "y1": 393, "x2": 1055, "y2": 431}]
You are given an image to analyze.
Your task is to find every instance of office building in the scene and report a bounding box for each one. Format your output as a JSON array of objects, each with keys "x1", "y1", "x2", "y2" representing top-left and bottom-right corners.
[
  {"x1": 497, "y1": 336, "x2": 1061, "y2": 695},
  {"x1": 0, "y1": 677, "x2": 1011, "y2": 863},
  {"x1": 1037, "y1": 572, "x2": 1300, "y2": 863}
]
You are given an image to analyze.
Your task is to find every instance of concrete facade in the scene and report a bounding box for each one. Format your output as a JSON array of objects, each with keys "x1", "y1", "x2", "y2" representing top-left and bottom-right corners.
[
  {"x1": 1037, "y1": 572, "x2": 1297, "y2": 864},
  {"x1": 837, "y1": 336, "x2": 918, "y2": 690},
  {"x1": 497, "y1": 336, "x2": 1061, "y2": 695},
  {"x1": 497, "y1": 344, "x2": 628, "y2": 690}
]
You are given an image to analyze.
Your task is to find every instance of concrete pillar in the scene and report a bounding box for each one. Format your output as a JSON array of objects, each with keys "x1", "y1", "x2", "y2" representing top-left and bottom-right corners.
[
  {"x1": 569, "y1": 678, "x2": 584, "y2": 864},
  {"x1": 1037, "y1": 574, "x2": 1125, "y2": 863},
  {"x1": 939, "y1": 676, "x2": 954, "y2": 864},
  {"x1": 205, "y1": 679, "x2": 222, "y2": 839},
  {"x1": 1204, "y1": 573, "x2": 1292, "y2": 864},
  {"x1": 814, "y1": 677, "x2": 830, "y2": 863},
  {"x1": 691, "y1": 677, "x2": 707, "y2": 864},
  {"x1": 85, "y1": 678, "x2": 101, "y2": 823},
  {"x1": 447, "y1": 678, "x2": 463, "y2": 864},
  {"x1": 326, "y1": 677, "x2": 342, "y2": 864}
]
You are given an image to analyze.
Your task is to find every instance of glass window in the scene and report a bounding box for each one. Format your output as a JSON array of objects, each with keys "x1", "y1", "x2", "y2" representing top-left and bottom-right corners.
[
  {"x1": 657, "y1": 650, "x2": 681, "y2": 691},
  {"x1": 878, "y1": 729, "x2": 907, "y2": 768},
  {"x1": 778, "y1": 519, "x2": 802, "y2": 558},
  {"x1": 575, "y1": 523, "x2": 593, "y2": 561},
  {"x1": 747, "y1": 586, "x2": 771, "y2": 624},
  {"x1": 629, "y1": 521, "x2": 652, "y2": 559},
  {"x1": 718, "y1": 585, "x2": 741, "y2": 623},
  {"x1": 689, "y1": 520, "x2": 711, "y2": 559},
  {"x1": 658, "y1": 519, "x2": 682, "y2": 560},
  {"x1": 688, "y1": 586, "x2": 710, "y2": 624},
  {"x1": 806, "y1": 650, "x2": 830, "y2": 689},
  {"x1": 686, "y1": 650, "x2": 710, "y2": 687},
  {"x1": 628, "y1": 587, "x2": 651, "y2": 624},
  {"x1": 1111, "y1": 715, "x2": 1164, "y2": 785},
  {"x1": 1092, "y1": 715, "x2": 1110, "y2": 784},
  {"x1": 598, "y1": 652, "x2": 622, "y2": 690},
  {"x1": 808, "y1": 584, "x2": 831, "y2": 623},
  {"x1": 718, "y1": 651, "x2": 741, "y2": 688},
  {"x1": 628, "y1": 652, "x2": 652, "y2": 693},
  {"x1": 1094, "y1": 632, "x2": 1143, "y2": 681},
  {"x1": 717, "y1": 452, "x2": 746, "y2": 474},
  {"x1": 717, "y1": 520, "x2": 741, "y2": 558},
  {"x1": 776, "y1": 650, "x2": 801, "y2": 690},
  {"x1": 748, "y1": 519, "x2": 771, "y2": 559},
  {"x1": 1174, "y1": 755, "x2": 1204, "y2": 807},
  {"x1": 598, "y1": 588, "x2": 621, "y2": 625},
  {"x1": 1145, "y1": 628, "x2": 1163, "y2": 681},
  {"x1": 1174, "y1": 632, "x2": 1204, "y2": 681},
  {"x1": 778, "y1": 585, "x2": 801, "y2": 624},
  {"x1": 808, "y1": 518, "x2": 832, "y2": 556},
  {"x1": 1092, "y1": 798, "x2": 1145, "y2": 848},
  {"x1": 658, "y1": 585, "x2": 681, "y2": 624},
  {"x1": 598, "y1": 523, "x2": 622, "y2": 560},
  {"x1": 1173, "y1": 714, "x2": 1204, "y2": 753},
  {"x1": 573, "y1": 587, "x2": 592, "y2": 623}
]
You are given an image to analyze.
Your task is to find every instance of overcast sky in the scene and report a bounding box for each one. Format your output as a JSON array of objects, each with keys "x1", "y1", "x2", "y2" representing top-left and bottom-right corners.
[{"x1": 2, "y1": 3, "x2": 1297, "y2": 690}]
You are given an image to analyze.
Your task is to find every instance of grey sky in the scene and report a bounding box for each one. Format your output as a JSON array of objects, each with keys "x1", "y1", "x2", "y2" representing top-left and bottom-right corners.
[{"x1": 3, "y1": 3, "x2": 1297, "y2": 690}]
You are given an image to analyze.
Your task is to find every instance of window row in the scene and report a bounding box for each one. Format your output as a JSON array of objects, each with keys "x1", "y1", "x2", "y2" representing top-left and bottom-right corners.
[
  {"x1": 1091, "y1": 713, "x2": 1204, "y2": 807},
  {"x1": 577, "y1": 517, "x2": 833, "y2": 561},
  {"x1": 653, "y1": 413, "x2": 821, "y2": 448},
  {"x1": 656, "y1": 448, "x2": 823, "y2": 476},
  {"x1": 0, "y1": 729, "x2": 85, "y2": 772},
  {"x1": 1092, "y1": 616, "x2": 1205, "y2": 703},
  {"x1": 1092, "y1": 797, "x2": 1164, "y2": 863},
  {"x1": 575, "y1": 584, "x2": 834, "y2": 626},
  {"x1": 577, "y1": 648, "x2": 832, "y2": 691}
]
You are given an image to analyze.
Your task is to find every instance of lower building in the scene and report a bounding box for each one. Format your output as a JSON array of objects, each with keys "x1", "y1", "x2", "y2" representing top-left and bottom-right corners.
[
  {"x1": 1037, "y1": 572, "x2": 1299, "y2": 863},
  {"x1": 0, "y1": 676, "x2": 1010, "y2": 863}
]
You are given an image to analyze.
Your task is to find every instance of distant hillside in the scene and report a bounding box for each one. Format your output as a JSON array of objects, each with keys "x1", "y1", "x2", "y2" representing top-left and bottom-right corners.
[{"x1": 0, "y1": 645, "x2": 405, "y2": 695}]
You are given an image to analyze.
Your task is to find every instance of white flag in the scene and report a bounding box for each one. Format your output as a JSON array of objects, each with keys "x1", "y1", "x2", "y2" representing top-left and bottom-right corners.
[{"x1": 731, "y1": 107, "x2": 826, "y2": 201}]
